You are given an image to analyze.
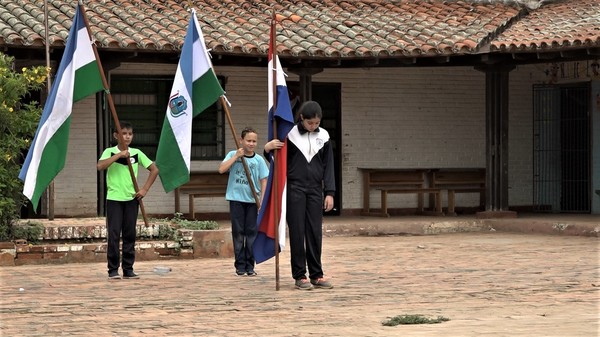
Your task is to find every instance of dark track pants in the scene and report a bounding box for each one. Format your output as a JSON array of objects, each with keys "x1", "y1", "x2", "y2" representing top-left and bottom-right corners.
[
  {"x1": 106, "y1": 199, "x2": 139, "y2": 274},
  {"x1": 286, "y1": 183, "x2": 324, "y2": 280},
  {"x1": 229, "y1": 201, "x2": 258, "y2": 273}
]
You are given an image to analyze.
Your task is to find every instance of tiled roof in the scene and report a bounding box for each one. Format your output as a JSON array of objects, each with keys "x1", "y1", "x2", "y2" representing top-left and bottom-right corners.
[
  {"x1": 1, "y1": 0, "x2": 598, "y2": 61},
  {"x1": 491, "y1": 0, "x2": 600, "y2": 52}
]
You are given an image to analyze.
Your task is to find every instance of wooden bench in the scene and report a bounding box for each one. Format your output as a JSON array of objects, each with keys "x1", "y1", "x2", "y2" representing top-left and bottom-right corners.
[
  {"x1": 360, "y1": 169, "x2": 442, "y2": 217},
  {"x1": 174, "y1": 171, "x2": 228, "y2": 219},
  {"x1": 431, "y1": 169, "x2": 485, "y2": 216}
]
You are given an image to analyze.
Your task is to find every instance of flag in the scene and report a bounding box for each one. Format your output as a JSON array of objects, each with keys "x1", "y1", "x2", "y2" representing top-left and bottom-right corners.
[
  {"x1": 19, "y1": 4, "x2": 104, "y2": 210},
  {"x1": 253, "y1": 21, "x2": 295, "y2": 264},
  {"x1": 155, "y1": 9, "x2": 224, "y2": 193}
]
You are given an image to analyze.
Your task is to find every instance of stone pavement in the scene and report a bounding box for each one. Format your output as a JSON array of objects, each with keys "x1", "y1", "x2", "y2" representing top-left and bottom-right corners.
[{"x1": 1, "y1": 232, "x2": 598, "y2": 337}]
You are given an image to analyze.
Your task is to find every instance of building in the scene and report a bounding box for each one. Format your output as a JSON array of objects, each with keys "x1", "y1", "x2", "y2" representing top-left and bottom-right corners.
[{"x1": 2, "y1": 0, "x2": 599, "y2": 217}]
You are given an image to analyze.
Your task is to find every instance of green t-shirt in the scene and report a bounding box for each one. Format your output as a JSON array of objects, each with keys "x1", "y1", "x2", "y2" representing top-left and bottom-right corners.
[{"x1": 99, "y1": 146, "x2": 153, "y2": 201}]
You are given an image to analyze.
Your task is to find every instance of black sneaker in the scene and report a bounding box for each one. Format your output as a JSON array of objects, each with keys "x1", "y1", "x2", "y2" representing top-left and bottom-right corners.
[
  {"x1": 108, "y1": 271, "x2": 121, "y2": 280},
  {"x1": 246, "y1": 271, "x2": 257, "y2": 277},
  {"x1": 236, "y1": 270, "x2": 246, "y2": 276},
  {"x1": 123, "y1": 271, "x2": 140, "y2": 279}
]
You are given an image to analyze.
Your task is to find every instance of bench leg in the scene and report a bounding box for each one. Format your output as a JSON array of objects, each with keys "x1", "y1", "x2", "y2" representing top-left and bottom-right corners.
[
  {"x1": 174, "y1": 189, "x2": 181, "y2": 213},
  {"x1": 435, "y1": 192, "x2": 442, "y2": 215},
  {"x1": 189, "y1": 195, "x2": 195, "y2": 220},
  {"x1": 447, "y1": 190, "x2": 457, "y2": 216},
  {"x1": 417, "y1": 193, "x2": 424, "y2": 213},
  {"x1": 380, "y1": 190, "x2": 390, "y2": 217},
  {"x1": 479, "y1": 188, "x2": 485, "y2": 210}
]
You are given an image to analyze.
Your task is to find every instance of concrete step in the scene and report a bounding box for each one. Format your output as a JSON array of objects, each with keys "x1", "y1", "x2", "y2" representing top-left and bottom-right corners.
[{"x1": 1, "y1": 219, "x2": 234, "y2": 266}]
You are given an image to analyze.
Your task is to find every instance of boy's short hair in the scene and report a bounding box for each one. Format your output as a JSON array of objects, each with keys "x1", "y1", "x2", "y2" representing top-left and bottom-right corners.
[
  {"x1": 115, "y1": 121, "x2": 133, "y2": 132},
  {"x1": 241, "y1": 126, "x2": 257, "y2": 139}
]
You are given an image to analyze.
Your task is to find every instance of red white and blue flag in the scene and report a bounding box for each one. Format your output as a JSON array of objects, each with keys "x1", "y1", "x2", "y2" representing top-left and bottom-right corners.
[{"x1": 253, "y1": 21, "x2": 294, "y2": 264}]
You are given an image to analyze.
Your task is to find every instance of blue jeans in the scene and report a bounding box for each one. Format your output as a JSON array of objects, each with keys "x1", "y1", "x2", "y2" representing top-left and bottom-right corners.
[{"x1": 229, "y1": 201, "x2": 258, "y2": 273}]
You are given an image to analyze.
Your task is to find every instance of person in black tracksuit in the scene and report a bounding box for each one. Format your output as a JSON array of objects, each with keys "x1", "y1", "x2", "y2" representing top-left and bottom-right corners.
[{"x1": 265, "y1": 101, "x2": 336, "y2": 290}]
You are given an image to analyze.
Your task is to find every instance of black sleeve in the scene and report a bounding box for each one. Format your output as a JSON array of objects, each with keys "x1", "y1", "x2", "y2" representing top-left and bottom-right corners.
[{"x1": 322, "y1": 140, "x2": 335, "y2": 196}]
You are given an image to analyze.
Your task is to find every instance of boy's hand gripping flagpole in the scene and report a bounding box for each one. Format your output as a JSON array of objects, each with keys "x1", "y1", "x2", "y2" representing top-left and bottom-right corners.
[
  {"x1": 270, "y1": 12, "x2": 281, "y2": 291},
  {"x1": 222, "y1": 99, "x2": 260, "y2": 206},
  {"x1": 79, "y1": 2, "x2": 149, "y2": 227}
]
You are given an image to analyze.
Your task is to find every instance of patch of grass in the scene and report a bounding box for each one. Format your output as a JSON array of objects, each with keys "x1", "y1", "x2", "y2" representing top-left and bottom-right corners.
[
  {"x1": 382, "y1": 314, "x2": 450, "y2": 326},
  {"x1": 150, "y1": 213, "x2": 220, "y2": 232},
  {"x1": 11, "y1": 221, "x2": 44, "y2": 244}
]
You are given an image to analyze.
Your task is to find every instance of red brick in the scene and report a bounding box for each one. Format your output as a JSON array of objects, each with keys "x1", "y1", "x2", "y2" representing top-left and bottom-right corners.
[
  {"x1": 15, "y1": 246, "x2": 30, "y2": 253},
  {"x1": 0, "y1": 252, "x2": 15, "y2": 266},
  {"x1": 30, "y1": 246, "x2": 45, "y2": 253},
  {"x1": 16, "y1": 252, "x2": 43, "y2": 260},
  {"x1": 0, "y1": 241, "x2": 15, "y2": 249},
  {"x1": 43, "y1": 252, "x2": 68, "y2": 260}
]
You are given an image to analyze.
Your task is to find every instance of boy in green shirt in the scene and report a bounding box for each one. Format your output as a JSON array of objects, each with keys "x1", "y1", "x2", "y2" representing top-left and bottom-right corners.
[{"x1": 97, "y1": 121, "x2": 159, "y2": 279}]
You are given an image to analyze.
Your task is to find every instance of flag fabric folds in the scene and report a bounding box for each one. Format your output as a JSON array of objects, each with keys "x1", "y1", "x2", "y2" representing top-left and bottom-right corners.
[
  {"x1": 155, "y1": 9, "x2": 224, "y2": 193},
  {"x1": 253, "y1": 27, "x2": 295, "y2": 264},
  {"x1": 19, "y1": 4, "x2": 104, "y2": 210}
]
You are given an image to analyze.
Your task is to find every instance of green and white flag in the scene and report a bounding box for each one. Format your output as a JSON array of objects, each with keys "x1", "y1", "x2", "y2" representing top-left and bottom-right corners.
[
  {"x1": 155, "y1": 8, "x2": 224, "y2": 192},
  {"x1": 19, "y1": 3, "x2": 104, "y2": 209}
]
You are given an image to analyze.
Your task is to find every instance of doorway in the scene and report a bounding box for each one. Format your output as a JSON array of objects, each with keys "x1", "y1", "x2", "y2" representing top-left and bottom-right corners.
[{"x1": 533, "y1": 83, "x2": 591, "y2": 213}]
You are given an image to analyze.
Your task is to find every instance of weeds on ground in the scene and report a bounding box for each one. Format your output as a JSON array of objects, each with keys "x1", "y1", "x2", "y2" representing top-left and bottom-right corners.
[
  {"x1": 169, "y1": 212, "x2": 219, "y2": 230},
  {"x1": 10, "y1": 221, "x2": 44, "y2": 244},
  {"x1": 382, "y1": 314, "x2": 450, "y2": 326},
  {"x1": 149, "y1": 213, "x2": 219, "y2": 240}
]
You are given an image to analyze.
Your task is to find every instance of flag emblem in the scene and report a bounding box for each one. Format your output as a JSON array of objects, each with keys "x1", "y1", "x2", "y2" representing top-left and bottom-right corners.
[{"x1": 168, "y1": 92, "x2": 188, "y2": 117}]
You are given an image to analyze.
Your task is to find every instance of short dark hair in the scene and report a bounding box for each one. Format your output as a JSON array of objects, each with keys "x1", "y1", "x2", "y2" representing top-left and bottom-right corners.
[
  {"x1": 298, "y1": 101, "x2": 322, "y2": 120},
  {"x1": 241, "y1": 126, "x2": 257, "y2": 139},
  {"x1": 115, "y1": 121, "x2": 133, "y2": 132}
]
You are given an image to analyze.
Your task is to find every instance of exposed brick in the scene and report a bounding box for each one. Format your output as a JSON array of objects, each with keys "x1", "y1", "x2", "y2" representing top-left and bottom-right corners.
[
  {"x1": 42, "y1": 245, "x2": 58, "y2": 252},
  {"x1": 177, "y1": 251, "x2": 194, "y2": 259},
  {"x1": 15, "y1": 246, "x2": 30, "y2": 253},
  {"x1": 43, "y1": 252, "x2": 68, "y2": 260},
  {"x1": 0, "y1": 242, "x2": 15, "y2": 249},
  {"x1": 0, "y1": 251, "x2": 15, "y2": 266},
  {"x1": 83, "y1": 245, "x2": 99, "y2": 252},
  {"x1": 154, "y1": 248, "x2": 177, "y2": 256},
  {"x1": 16, "y1": 253, "x2": 43, "y2": 260},
  {"x1": 192, "y1": 230, "x2": 234, "y2": 258}
]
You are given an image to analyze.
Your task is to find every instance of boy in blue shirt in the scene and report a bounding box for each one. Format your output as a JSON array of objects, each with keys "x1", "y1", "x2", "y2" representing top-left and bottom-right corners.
[{"x1": 219, "y1": 127, "x2": 269, "y2": 276}]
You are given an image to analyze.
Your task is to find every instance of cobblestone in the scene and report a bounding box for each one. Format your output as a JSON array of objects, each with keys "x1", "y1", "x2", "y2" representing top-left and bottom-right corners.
[{"x1": 0, "y1": 232, "x2": 598, "y2": 336}]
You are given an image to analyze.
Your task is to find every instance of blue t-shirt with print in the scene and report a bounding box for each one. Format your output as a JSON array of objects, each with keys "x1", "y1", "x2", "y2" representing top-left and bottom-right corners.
[{"x1": 223, "y1": 151, "x2": 269, "y2": 203}]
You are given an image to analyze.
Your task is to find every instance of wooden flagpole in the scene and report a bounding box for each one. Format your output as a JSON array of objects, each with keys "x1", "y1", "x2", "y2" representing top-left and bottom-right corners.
[
  {"x1": 270, "y1": 11, "x2": 281, "y2": 291},
  {"x1": 78, "y1": 1, "x2": 149, "y2": 227},
  {"x1": 44, "y1": 0, "x2": 54, "y2": 221},
  {"x1": 221, "y1": 98, "x2": 261, "y2": 206}
]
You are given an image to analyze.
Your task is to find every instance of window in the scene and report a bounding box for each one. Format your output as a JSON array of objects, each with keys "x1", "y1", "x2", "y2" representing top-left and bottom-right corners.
[{"x1": 108, "y1": 75, "x2": 225, "y2": 160}]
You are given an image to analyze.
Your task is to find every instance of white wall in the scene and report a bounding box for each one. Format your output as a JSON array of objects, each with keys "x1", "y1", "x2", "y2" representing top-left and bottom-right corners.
[
  {"x1": 51, "y1": 61, "x2": 592, "y2": 217},
  {"x1": 53, "y1": 96, "x2": 99, "y2": 216}
]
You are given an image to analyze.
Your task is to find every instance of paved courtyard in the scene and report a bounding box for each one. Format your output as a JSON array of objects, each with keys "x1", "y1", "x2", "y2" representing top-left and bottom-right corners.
[{"x1": 0, "y1": 232, "x2": 598, "y2": 336}]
